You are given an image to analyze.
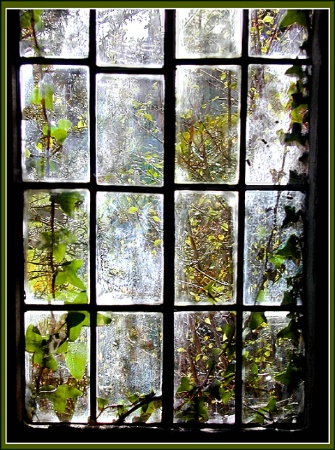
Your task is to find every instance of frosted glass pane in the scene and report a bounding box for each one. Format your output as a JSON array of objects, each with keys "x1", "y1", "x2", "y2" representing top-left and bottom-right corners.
[
  {"x1": 97, "y1": 193, "x2": 163, "y2": 304},
  {"x1": 247, "y1": 65, "x2": 309, "y2": 185},
  {"x1": 25, "y1": 311, "x2": 90, "y2": 423},
  {"x1": 96, "y1": 74, "x2": 164, "y2": 186},
  {"x1": 24, "y1": 190, "x2": 89, "y2": 304},
  {"x1": 21, "y1": 65, "x2": 89, "y2": 182},
  {"x1": 97, "y1": 9, "x2": 164, "y2": 67},
  {"x1": 175, "y1": 66, "x2": 240, "y2": 184},
  {"x1": 249, "y1": 9, "x2": 310, "y2": 58},
  {"x1": 175, "y1": 191, "x2": 237, "y2": 305},
  {"x1": 243, "y1": 311, "x2": 305, "y2": 424},
  {"x1": 174, "y1": 312, "x2": 236, "y2": 424},
  {"x1": 20, "y1": 9, "x2": 89, "y2": 58},
  {"x1": 244, "y1": 191, "x2": 305, "y2": 305},
  {"x1": 176, "y1": 9, "x2": 242, "y2": 58},
  {"x1": 97, "y1": 312, "x2": 162, "y2": 423}
]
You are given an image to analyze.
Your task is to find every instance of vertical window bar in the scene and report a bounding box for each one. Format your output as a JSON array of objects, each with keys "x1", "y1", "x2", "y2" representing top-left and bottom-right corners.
[
  {"x1": 162, "y1": 8, "x2": 176, "y2": 425},
  {"x1": 235, "y1": 9, "x2": 250, "y2": 428},
  {"x1": 89, "y1": 8, "x2": 97, "y2": 423}
]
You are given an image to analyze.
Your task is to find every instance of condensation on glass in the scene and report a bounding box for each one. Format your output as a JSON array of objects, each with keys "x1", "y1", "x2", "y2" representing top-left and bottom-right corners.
[
  {"x1": 96, "y1": 74, "x2": 164, "y2": 186},
  {"x1": 175, "y1": 66, "x2": 240, "y2": 184},
  {"x1": 242, "y1": 311, "x2": 305, "y2": 424},
  {"x1": 20, "y1": 9, "x2": 89, "y2": 58},
  {"x1": 175, "y1": 191, "x2": 237, "y2": 305},
  {"x1": 249, "y1": 9, "x2": 310, "y2": 58},
  {"x1": 174, "y1": 311, "x2": 236, "y2": 424},
  {"x1": 243, "y1": 191, "x2": 305, "y2": 305},
  {"x1": 97, "y1": 312, "x2": 162, "y2": 423},
  {"x1": 246, "y1": 65, "x2": 309, "y2": 185},
  {"x1": 20, "y1": 65, "x2": 90, "y2": 182},
  {"x1": 96, "y1": 192, "x2": 163, "y2": 304},
  {"x1": 176, "y1": 9, "x2": 242, "y2": 58},
  {"x1": 24, "y1": 189, "x2": 89, "y2": 304},
  {"x1": 25, "y1": 310, "x2": 90, "y2": 423},
  {"x1": 96, "y1": 9, "x2": 164, "y2": 67}
]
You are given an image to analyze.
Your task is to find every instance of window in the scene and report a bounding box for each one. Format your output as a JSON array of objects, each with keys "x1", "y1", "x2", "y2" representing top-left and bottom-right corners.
[{"x1": 5, "y1": 6, "x2": 330, "y2": 445}]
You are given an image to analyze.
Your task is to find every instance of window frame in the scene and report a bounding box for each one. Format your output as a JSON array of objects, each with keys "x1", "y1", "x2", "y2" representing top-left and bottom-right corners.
[{"x1": 4, "y1": 6, "x2": 330, "y2": 445}]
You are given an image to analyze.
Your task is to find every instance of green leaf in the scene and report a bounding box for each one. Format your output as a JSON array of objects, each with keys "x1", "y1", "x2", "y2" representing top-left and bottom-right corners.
[
  {"x1": 277, "y1": 318, "x2": 301, "y2": 344},
  {"x1": 53, "y1": 243, "x2": 67, "y2": 262},
  {"x1": 56, "y1": 259, "x2": 85, "y2": 290},
  {"x1": 30, "y1": 86, "x2": 42, "y2": 105},
  {"x1": 255, "y1": 289, "x2": 266, "y2": 304},
  {"x1": 222, "y1": 323, "x2": 234, "y2": 341},
  {"x1": 43, "y1": 85, "x2": 54, "y2": 110},
  {"x1": 45, "y1": 385, "x2": 83, "y2": 413},
  {"x1": 282, "y1": 206, "x2": 302, "y2": 227},
  {"x1": 279, "y1": 10, "x2": 308, "y2": 29},
  {"x1": 275, "y1": 234, "x2": 301, "y2": 259},
  {"x1": 52, "y1": 191, "x2": 84, "y2": 217},
  {"x1": 196, "y1": 396, "x2": 209, "y2": 422},
  {"x1": 66, "y1": 311, "x2": 86, "y2": 342},
  {"x1": 97, "y1": 397, "x2": 109, "y2": 411},
  {"x1": 268, "y1": 254, "x2": 286, "y2": 268},
  {"x1": 25, "y1": 324, "x2": 43, "y2": 352},
  {"x1": 65, "y1": 342, "x2": 87, "y2": 380},
  {"x1": 52, "y1": 128, "x2": 68, "y2": 143},
  {"x1": 281, "y1": 290, "x2": 296, "y2": 306},
  {"x1": 248, "y1": 312, "x2": 267, "y2": 331},
  {"x1": 44, "y1": 354, "x2": 58, "y2": 371},
  {"x1": 177, "y1": 376, "x2": 195, "y2": 393},
  {"x1": 69, "y1": 291, "x2": 88, "y2": 304},
  {"x1": 285, "y1": 66, "x2": 305, "y2": 79},
  {"x1": 212, "y1": 347, "x2": 222, "y2": 357},
  {"x1": 127, "y1": 206, "x2": 138, "y2": 214},
  {"x1": 97, "y1": 313, "x2": 112, "y2": 326},
  {"x1": 57, "y1": 119, "x2": 72, "y2": 131},
  {"x1": 275, "y1": 360, "x2": 304, "y2": 395}
]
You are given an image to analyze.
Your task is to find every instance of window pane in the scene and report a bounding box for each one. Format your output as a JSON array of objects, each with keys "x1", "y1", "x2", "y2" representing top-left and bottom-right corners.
[
  {"x1": 21, "y1": 65, "x2": 89, "y2": 182},
  {"x1": 243, "y1": 311, "x2": 305, "y2": 424},
  {"x1": 249, "y1": 9, "x2": 311, "y2": 58},
  {"x1": 174, "y1": 311, "x2": 236, "y2": 424},
  {"x1": 96, "y1": 74, "x2": 164, "y2": 186},
  {"x1": 96, "y1": 9, "x2": 164, "y2": 67},
  {"x1": 24, "y1": 190, "x2": 89, "y2": 304},
  {"x1": 175, "y1": 191, "x2": 237, "y2": 305},
  {"x1": 247, "y1": 65, "x2": 310, "y2": 185},
  {"x1": 25, "y1": 311, "x2": 90, "y2": 423},
  {"x1": 20, "y1": 9, "x2": 89, "y2": 58},
  {"x1": 244, "y1": 191, "x2": 305, "y2": 305},
  {"x1": 175, "y1": 66, "x2": 240, "y2": 184},
  {"x1": 97, "y1": 192, "x2": 163, "y2": 304},
  {"x1": 176, "y1": 9, "x2": 242, "y2": 58},
  {"x1": 97, "y1": 312, "x2": 162, "y2": 423}
]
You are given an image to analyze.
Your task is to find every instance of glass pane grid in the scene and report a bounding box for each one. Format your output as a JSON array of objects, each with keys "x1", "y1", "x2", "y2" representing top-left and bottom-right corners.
[{"x1": 18, "y1": 8, "x2": 309, "y2": 429}]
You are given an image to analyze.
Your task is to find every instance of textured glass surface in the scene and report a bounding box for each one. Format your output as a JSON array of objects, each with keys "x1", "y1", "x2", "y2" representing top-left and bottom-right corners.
[
  {"x1": 96, "y1": 74, "x2": 164, "y2": 186},
  {"x1": 97, "y1": 312, "x2": 162, "y2": 423},
  {"x1": 243, "y1": 311, "x2": 305, "y2": 424},
  {"x1": 176, "y1": 9, "x2": 242, "y2": 58},
  {"x1": 97, "y1": 192, "x2": 163, "y2": 304},
  {"x1": 249, "y1": 9, "x2": 310, "y2": 58},
  {"x1": 175, "y1": 191, "x2": 237, "y2": 305},
  {"x1": 20, "y1": 9, "x2": 89, "y2": 58},
  {"x1": 244, "y1": 191, "x2": 305, "y2": 305},
  {"x1": 247, "y1": 65, "x2": 309, "y2": 185},
  {"x1": 25, "y1": 311, "x2": 90, "y2": 423},
  {"x1": 175, "y1": 66, "x2": 240, "y2": 184},
  {"x1": 174, "y1": 311, "x2": 236, "y2": 424},
  {"x1": 21, "y1": 65, "x2": 89, "y2": 182},
  {"x1": 97, "y1": 9, "x2": 164, "y2": 67},
  {"x1": 24, "y1": 190, "x2": 89, "y2": 304}
]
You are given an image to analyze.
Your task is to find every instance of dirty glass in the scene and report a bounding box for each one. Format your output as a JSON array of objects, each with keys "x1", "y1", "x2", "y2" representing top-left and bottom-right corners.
[
  {"x1": 25, "y1": 310, "x2": 90, "y2": 422},
  {"x1": 96, "y1": 192, "x2": 163, "y2": 304},
  {"x1": 175, "y1": 191, "x2": 237, "y2": 305},
  {"x1": 97, "y1": 312, "x2": 163, "y2": 423},
  {"x1": 174, "y1": 311, "x2": 236, "y2": 423},
  {"x1": 244, "y1": 191, "x2": 305, "y2": 305},
  {"x1": 176, "y1": 9, "x2": 242, "y2": 58},
  {"x1": 96, "y1": 74, "x2": 164, "y2": 186},
  {"x1": 20, "y1": 65, "x2": 89, "y2": 182},
  {"x1": 20, "y1": 9, "x2": 89, "y2": 58},
  {"x1": 247, "y1": 64, "x2": 309, "y2": 185},
  {"x1": 249, "y1": 9, "x2": 311, "y2": 58},
  {"x1": 96, "y1": 9, "x2": 164, "y2": 67},
  {"x1": 242, "y1": 311, "x2": 305, "y2": 424},
  {"x1": 24, "y1": 190, "x2": 89, "y2": 304},
  {"x1": 175, "y1": 66, "x2": 240, "y2": 184}
]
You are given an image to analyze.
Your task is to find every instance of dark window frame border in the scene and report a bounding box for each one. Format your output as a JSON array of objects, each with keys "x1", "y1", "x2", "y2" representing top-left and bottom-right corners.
[{"x1": 4, "y1": 7, "x2": 330, "y2": 445}]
